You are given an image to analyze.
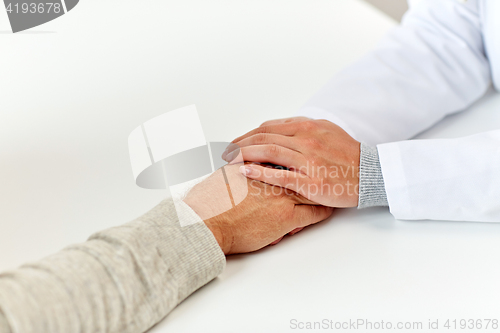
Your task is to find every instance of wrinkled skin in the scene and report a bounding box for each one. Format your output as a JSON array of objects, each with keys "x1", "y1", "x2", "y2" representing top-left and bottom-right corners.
[
  {"x1": 225, "y1": 117, "x2": 361, "y2": 208},
  {"x1": 184, "y1": 162, "x2": 333, "y2": 255}
]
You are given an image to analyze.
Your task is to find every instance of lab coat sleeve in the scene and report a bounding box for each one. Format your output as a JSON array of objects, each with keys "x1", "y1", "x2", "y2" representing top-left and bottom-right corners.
[
  {"x1": 377, "y1": 130, "x2": 500, "y2": 222},
  {"x1": 298, "y1": 0, "x2": 491, "y2": 146}
]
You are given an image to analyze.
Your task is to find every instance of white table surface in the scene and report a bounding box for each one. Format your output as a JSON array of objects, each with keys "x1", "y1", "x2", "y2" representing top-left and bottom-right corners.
[{"x1": 1, "y1": 1, "x2": 500, "y2": 332}]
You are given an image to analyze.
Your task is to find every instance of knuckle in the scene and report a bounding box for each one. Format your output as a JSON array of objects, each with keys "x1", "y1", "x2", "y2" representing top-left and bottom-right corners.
[
  {"x1": 249, "y1": 127, "x2": 267, "y2": 139},
  {"x1": 253, "y1": 133, "x2": 268, "y2": 145},
  {"x1": 308, "y1": 205, "x2": 318, "y2": 219},
  {"x1": 301, "y1": 120, "x2": 318, "y2": 131},
  {"x1": 311, "y1": 206, "x2": 323, "y2": 220},
  {"x1": 258, "y1": 126, "x2": 270, "y2": 134},
  {"x1": 266, "y1": 144, "x2": 281, "y2": 158},
  {"x1": 279, "y1": 172, "x2": 290, "y2": 187}
]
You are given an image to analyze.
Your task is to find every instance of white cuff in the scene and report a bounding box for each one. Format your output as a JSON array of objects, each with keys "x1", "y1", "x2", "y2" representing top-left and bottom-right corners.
[{"x1": 377, "y1": 142, "x2": 413, "y2": 219}]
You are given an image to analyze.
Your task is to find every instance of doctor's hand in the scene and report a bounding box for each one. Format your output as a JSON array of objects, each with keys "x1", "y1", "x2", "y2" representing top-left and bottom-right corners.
[
  {"x1": 223, "y1": 117, "x2": 361, "y2": 208},
  {"x1": 184, "y1": 163, "x2": 333, "y2": 255}
]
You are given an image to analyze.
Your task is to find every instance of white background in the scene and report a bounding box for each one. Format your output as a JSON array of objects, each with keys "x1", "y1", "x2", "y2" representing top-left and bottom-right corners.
[{"x1": 1, "y1": 1, "x2": 500, "y2": 332}]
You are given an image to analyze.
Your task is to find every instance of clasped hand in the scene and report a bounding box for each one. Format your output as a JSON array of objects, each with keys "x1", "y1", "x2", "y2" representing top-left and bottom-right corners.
[
  {"x1": 184, "y1": 117, "x2": 360, "y2": 255},
  {"x1": 224, "y1": 117, "x2": 361, "y2": 208}
]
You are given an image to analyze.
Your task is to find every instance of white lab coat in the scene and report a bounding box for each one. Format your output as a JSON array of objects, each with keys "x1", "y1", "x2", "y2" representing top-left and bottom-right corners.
[{"x1": 298, "y1": 0, "x2": 500, "y2": 222}]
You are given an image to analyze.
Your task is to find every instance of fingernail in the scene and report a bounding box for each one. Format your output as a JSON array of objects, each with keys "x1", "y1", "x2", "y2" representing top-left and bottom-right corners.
[
  {"x1": 239, "y1": 165, "x2": 251, "y2": 176},
  {"x1": 221, "y1": 149, "x2": 228, "y2": 160},
  {"x1": 223, "y1": 151, "x2": 233, "y2": 162},
  {"x1": 224, "y1": 151, "x2": 232, "y2": 162}
]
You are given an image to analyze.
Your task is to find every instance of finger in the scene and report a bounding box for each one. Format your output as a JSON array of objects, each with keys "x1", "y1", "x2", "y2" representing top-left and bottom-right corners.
[
  {"x1": 223, "y1": 133, "x2": 300, "y2": 160},
  {"x1": 240, "y1": 164, "x2": 321, "y2": 205},
  {"x1": 239, "y1": 164, "x2": 311, "y2": 197},
  {"x1": 232, "y1": 122, "x2": 303, "y2": 144},
  {"x1": 269, "y1": 236, "x2": 284, "y2": 246},
  {"x1": 223, "y1": 146, "x2": 245, "y2": 164},
  {"x1": 259, "y1": 117, "x2": 310, "y2": 127},
  {"x1": 293, "y1": 205, "x2": 334, "y2": 228},
  {"x1": 292, "y1": 194, "x2": 319, "y2": 205},
  {"x1": 225, "y1": 145, "x2": 307, "y2": 169},
  {"x1": 221, "y1": 142, "x2": 241, "y2": 160},
  {"x1": 288, "y1": 227, "x2": 304, "y2": 235}
]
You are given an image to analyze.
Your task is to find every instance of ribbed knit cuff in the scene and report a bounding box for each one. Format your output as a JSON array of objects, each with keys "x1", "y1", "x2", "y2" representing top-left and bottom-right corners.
[{"x1": 358, "y1": 143, "x2": 389, "y2": 209}]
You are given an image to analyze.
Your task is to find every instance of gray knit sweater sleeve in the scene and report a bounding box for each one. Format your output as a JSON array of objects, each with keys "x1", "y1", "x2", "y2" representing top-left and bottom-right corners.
[
  {"x1": 358, "y1": 143, "x2": 389, "y2": 209},
  {"x1": 0, "y1": 199, "x2": 225, "y2": 333}
]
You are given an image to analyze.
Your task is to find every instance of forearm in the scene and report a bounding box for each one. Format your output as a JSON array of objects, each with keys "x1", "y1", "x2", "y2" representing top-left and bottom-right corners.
[{"x1": 0, "y1": 199, "x2": 225, "y2": 333}]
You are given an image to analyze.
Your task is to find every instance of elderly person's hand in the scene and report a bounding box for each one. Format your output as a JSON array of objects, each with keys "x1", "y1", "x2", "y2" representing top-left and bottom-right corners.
[
  {"x1": 184, "y1": 162, "x2": 333, "y2": 255},
  {"x1": 223, "y1": 117, "x2": 361, "y2": 208}
]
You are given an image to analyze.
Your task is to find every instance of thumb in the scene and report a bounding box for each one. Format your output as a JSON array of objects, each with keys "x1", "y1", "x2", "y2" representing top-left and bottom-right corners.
[{"x1": 293, "y1": 192, "x2": 320, "y2": 205}]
